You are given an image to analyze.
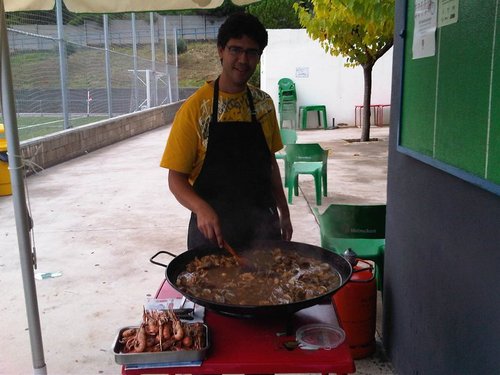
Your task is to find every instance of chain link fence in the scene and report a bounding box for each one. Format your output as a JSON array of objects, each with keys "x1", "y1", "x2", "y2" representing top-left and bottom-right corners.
[{"x1": 2, "y1": 10, "x2": 222, "y2": 141}]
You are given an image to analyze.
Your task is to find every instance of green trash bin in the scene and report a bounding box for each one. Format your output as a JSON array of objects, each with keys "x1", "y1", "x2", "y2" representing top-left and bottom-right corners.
[{"x1": 0, "y1": 124, "x2": 12, "y2": 196}]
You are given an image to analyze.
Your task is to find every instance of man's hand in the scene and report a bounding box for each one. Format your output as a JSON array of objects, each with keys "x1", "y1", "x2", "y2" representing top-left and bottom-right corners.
[
  {"x1": 280, "y1": 214, "x2": 293, "y2": 241},
  {"x1": 192, "y1": 203, "x2": 224, "y2": 247},
  {"x1": 270, "y1": 157, "x2": 293, "y2": 241},
  {"x1": 168, "y1": 170, "x2": 224, "y2": 247}
]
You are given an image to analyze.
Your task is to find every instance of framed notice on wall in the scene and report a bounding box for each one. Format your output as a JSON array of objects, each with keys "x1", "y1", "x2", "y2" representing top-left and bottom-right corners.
[{"x1": 398, "y1": 0, "x2": 500, "y2": 196}]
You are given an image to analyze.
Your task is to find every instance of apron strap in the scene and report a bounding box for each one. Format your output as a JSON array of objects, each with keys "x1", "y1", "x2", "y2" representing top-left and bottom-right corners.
[
  {"x1": 212, "y1": 77, "x2": 257, "y2": 124},
  {"x1": 211, "y1": 78, "x2": 220, "y2": 124},
  {"x1": 246, "y1": 87, "x2": 258, "y2": 123}
]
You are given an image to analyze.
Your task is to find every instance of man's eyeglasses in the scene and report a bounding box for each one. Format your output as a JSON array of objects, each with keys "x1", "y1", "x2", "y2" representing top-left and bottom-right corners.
[{"x1": 226, "y1": 46, "x2": 261, "y2": 58}]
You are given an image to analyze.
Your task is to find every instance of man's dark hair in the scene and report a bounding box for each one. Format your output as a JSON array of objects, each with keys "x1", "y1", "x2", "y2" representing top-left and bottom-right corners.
[{"x1": 217, "y1": 12, "x2": 268, "y2": 52}]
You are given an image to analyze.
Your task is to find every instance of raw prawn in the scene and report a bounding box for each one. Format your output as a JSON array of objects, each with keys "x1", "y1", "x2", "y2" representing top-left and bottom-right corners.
[
  {"x1": 162, "y1": 320, "x2": 172, "y2": 340},
  {"x1": 133, "y1": 323, "x2": 147, "y2": 352},
  {"x1": 167, "y1": 310, "x2": 185, "y2": 340},
  {"x1": 119, "y1": 307, "x2": 204, "y2": 354}
]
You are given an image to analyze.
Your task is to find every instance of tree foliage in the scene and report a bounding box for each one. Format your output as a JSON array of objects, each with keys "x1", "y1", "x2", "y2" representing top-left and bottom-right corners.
[
  {"x1": 247, "y1": 0, "x2": 302, "y2": 29},
  {"x1": 295, "y1": 0, "x2": 394, "y2": 141}
]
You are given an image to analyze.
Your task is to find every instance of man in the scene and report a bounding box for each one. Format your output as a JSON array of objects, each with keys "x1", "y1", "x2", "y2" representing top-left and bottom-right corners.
[{"x1": 160, "y1": 12, "x2": 292, "y2": 249}]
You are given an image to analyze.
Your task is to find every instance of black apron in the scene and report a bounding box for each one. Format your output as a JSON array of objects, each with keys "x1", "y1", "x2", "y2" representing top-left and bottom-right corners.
[{"x1": 187, "y1": 78, "x2": 281, "y2": 249}]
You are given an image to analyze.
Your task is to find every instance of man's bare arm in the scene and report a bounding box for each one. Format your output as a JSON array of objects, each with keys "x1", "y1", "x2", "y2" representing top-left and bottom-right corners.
[{"x1": 168, "y1": 170, "x2": 223, "y2": 246}]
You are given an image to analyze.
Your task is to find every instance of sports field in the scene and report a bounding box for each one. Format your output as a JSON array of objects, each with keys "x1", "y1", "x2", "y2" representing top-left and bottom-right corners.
[{"x1": 1, "y1": 115, "x2": 108, "y2": 142}]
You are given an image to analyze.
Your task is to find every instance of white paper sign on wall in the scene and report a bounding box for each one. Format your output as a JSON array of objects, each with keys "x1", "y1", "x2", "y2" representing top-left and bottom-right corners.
[{"x1": 295, "y1": 67, "x2": 309, "y2": 78}]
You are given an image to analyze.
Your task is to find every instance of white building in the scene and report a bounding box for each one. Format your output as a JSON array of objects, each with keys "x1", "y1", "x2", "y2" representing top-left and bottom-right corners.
[{"x1": 261, "y1": 29, "x2": 393, "y2": 128}]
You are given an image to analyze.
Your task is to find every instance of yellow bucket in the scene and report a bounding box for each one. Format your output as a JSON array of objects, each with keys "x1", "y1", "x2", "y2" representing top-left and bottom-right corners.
[
  {"x1": 0, "y1": 124, "x2": 12, "y2": 196},
  {"x1": 0, "y1": 123, "x2": 6, "y2": 151}
]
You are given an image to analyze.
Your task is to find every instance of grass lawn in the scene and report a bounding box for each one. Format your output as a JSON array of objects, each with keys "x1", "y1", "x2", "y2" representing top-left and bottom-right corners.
[{"x1": 1, "y1": 115, "x2": 108, "y2": 141}]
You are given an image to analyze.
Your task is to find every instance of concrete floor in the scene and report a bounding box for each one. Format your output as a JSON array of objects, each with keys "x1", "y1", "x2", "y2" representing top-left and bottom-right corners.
[{"x1": 0, "y1": 125, "x2": 394, "y2": 374}]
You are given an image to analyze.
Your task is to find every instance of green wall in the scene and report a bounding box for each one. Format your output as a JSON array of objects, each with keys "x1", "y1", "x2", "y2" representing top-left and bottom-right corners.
[{"x1": 399, "y1": 0, "x2": 500, "y2": 193}]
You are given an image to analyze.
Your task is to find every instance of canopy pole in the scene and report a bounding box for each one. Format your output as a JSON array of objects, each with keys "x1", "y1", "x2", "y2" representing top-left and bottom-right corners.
[
  {"x1": 0, "y1": 1, "x2": 47, "y2": 374},
  {"x1": 55, "y1": 0, "x2": 70, "y2": 129},
  {"x1": 103, "y1": 14, "x2": 113, "y2": 117},
  {"x1": 131, "y1": 13, "x2": 139, "y2": 111},
  {"x1": 150, "y1": 12, "x2": 157, "y2": 107}
]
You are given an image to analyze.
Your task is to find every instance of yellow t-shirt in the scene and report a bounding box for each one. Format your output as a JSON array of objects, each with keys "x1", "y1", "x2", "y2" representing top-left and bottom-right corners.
[{"x1": 160, "y1": 81, "x2": 283, "y2": 184}]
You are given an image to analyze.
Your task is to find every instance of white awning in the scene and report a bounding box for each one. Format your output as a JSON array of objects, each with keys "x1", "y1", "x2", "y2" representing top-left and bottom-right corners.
[{"x1": 4, "y1": 0, "x2": 259, "y2": 13}]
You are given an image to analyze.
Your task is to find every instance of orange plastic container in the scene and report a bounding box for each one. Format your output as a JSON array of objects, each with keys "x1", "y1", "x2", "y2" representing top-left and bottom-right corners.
[{"x1": 333, "y1": 259, "x2": 377, "y2": 359}]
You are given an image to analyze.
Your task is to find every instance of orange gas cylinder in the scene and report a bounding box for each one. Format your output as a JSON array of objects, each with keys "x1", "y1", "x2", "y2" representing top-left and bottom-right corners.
[{"x1": 333, "y1": 250, "x2": 377, "y2": 359}]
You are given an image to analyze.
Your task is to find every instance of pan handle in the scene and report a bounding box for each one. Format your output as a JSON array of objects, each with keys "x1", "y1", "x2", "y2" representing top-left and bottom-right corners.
[{"x1": 149, "y1": 251, "x2": 177, "y2": 268}]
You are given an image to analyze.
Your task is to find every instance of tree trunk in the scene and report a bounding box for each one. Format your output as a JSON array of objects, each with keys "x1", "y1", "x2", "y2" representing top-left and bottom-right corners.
[{"x1": 361, "y1": 63, "x2": 374, "y2": 142}]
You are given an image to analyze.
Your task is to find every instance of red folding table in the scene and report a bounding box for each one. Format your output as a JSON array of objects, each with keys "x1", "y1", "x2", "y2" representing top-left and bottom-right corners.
[{"x1": 121, "y1": 279, "x2": 355, "y2": 375}]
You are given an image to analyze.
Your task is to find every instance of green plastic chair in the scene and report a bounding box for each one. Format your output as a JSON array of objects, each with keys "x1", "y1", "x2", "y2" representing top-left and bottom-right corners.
[
  {"x1": 275, "y1": 129, "x2": 297, "y2": 160},
  {"x1": 279, "y1": 103, "x2": 298, "y2": 129},
  {"x1": 278, "y1": 78, "x2": 297, "y2": 102},
  {"x1": 278, "y1": 79, "x2": 297, "y2": 128},
  {"x1": 280, "y1": 128, "x2": 298, "y2": 144},
  {"x1": 284, "y1": 143, "x2": 328, "y2": 205},
  {"x1": 276, "y1": 129, "x2": 297, "y2": 160},
  {"x1": 288, "y1": 161, "x2": 324, "y2": 205},
  {"x1": 313, "y1": 204, "x2": 386, "y2": 290}
]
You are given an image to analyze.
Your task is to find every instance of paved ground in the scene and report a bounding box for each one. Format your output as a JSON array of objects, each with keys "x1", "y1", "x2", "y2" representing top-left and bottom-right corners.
[{"x1": 0, "y1": 125, "x2": 393, "y2": 374}]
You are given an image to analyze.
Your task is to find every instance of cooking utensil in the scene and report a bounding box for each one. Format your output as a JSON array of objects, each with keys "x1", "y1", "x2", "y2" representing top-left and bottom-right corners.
[
  {"x1": 221, "y1": 240, "x2": 242, "y2": 263},
  {"x1": 222, "y1": 240, "x2": 254, "y2": 270},
  {"x1": 150, "y1": 240, "x2": 352, "y2": 318}
]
